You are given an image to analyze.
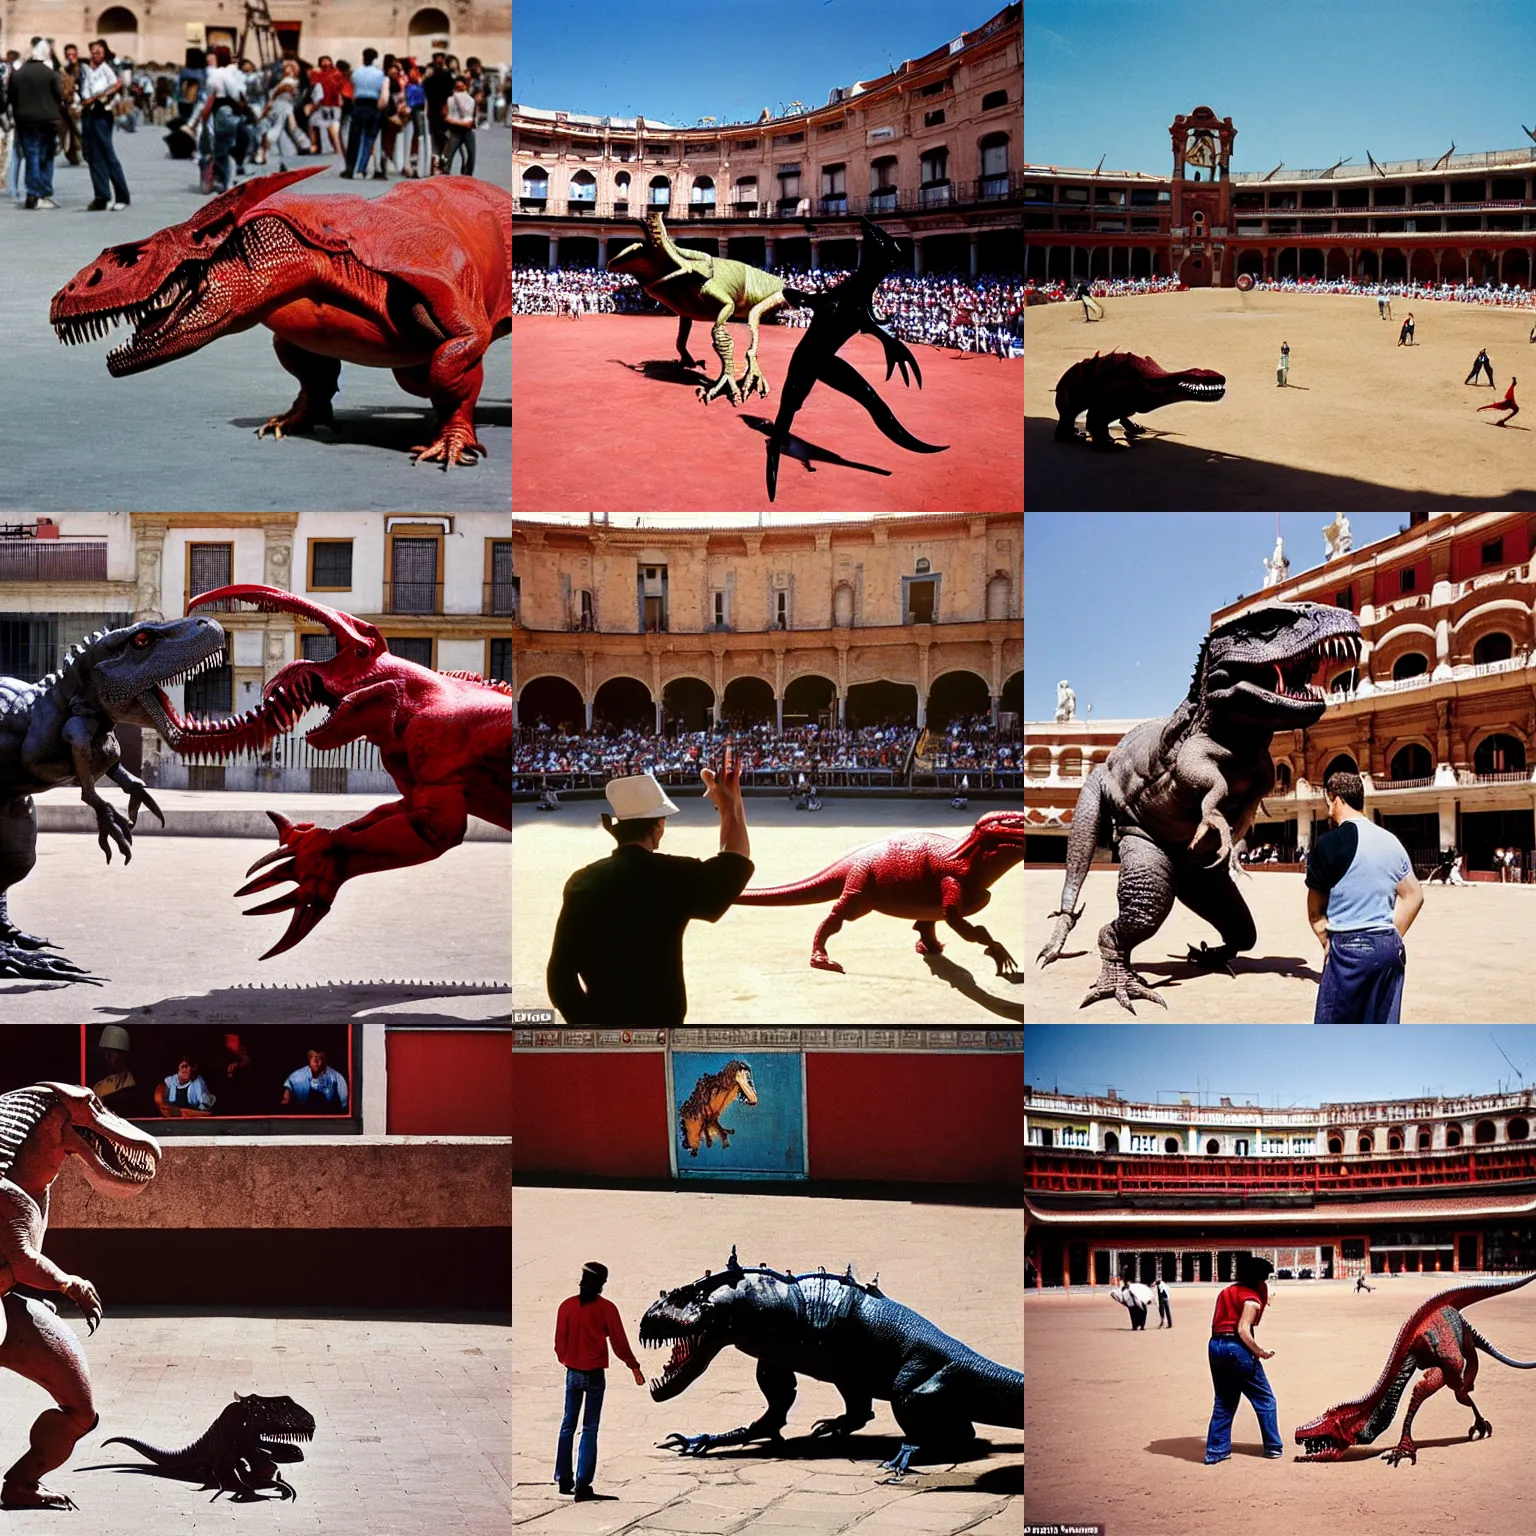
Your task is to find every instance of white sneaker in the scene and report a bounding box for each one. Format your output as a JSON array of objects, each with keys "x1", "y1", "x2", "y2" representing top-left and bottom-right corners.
[
  {"x1": 107, "y1": 200, "x2": 128, "y2": 210},
  {"x1": 35, "y1": 198, "x2": 58, "y2": 209}
]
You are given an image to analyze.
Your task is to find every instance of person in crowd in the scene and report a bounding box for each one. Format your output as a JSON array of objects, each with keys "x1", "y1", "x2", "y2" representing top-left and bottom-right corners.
[
  {"x1": 399, "y1": 63, "x2": 428, "y2": 176},
  {"x1": 57, "y1": 42, "x2": 83, "y2": 166},
  {"x1": 1205, "y1": 1255, "x2": 1282, "y2": 1464},
  {"x1": 422, "y1": 51, "x2": 454, "y2": 169},
  {"x1": 307, "y1": 53, "x2": 342, "y2": 155},
  {"x1": 1465, "y1": 346, "x2": 1495, "y2": 386},
  {"x1": 215, "y1": 1031, "x2": 260, "y2": 1115},
  {"x1": 77, "y1": 37, "x2": 129, "y2": 209},
  {"x1": 12, "y1": 38, "x2": 65, "y2": 209},
  {"x1": 196, "y1": 44, "x2": 245, "y2": 194},
  {"x1": 1306, "y1": 770, "x2": 1423, "y2": 1023},
  {"x1": 1156, "y1": 1276, "x2": 1173, "y2": 1328},
  {"x1": 281, "y1": 1047, "x2": 349, "y2": 1112},
  {"x1": 257, "y1": 58, "x2": 307, "y2": 164},
  {"x1": 340, "y1": 45, "x2": 382, "y2": 178},
  {"x1": 553, "y1": 1262, "x2": 645, "y2": 1502},
  {"x1": 155, "y1": 1055, "x2": 216, "y2": 1117},
  {"x1": 440, "y1": 73, "x2": 476, "y2": 175},
  {"x1": 91, "y1": 1025, "x2": 137, "y2": 1101}
]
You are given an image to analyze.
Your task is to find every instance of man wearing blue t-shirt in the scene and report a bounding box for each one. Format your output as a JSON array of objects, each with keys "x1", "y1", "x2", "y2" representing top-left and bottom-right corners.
[
  {"x1": 282, "y1": 1048, "x2": 349, "y2": 1112},
  {"x1": 1305, "y1": 770, "x2": 1424, "y2": 1022}
]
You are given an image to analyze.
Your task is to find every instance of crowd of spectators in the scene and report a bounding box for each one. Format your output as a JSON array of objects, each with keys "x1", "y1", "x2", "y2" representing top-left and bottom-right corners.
[
  {"x1": 0, "y1": 39, "x2": 503, "y2": 209},
  {"x1": 512, "y1": 264, "x2": 1026, "y2": 353},
  {"x1": 1251, "y1": 276, "x2": 1536, "y2": 308},
  {"x1": 1025, "y1": 276, "x2": 1186, "y2": 302},
  {"x1": 922, "y1": 713, "x2": 1021, "y2": 774}
]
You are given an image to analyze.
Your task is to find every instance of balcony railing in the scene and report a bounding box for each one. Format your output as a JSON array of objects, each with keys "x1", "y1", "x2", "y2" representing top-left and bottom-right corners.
[
  {"x1": 567, "y1": 198, "x2": 598, "y2": 215},
  {"x1": 484, "y1": 581, "x2": 517, "y2": 617},
  {"x1": 1381, "y1": 774, "x2": 1435, "y2": 790},
  {"x1": 0, "y1": 539, "x2": 109, "y2": 582},
  {"x1": 1474, "y1": 768, "x2": 1531, "y2": 783},
  {"x1": 383, "y1": 581, "x2": 443, "y2": 615}
]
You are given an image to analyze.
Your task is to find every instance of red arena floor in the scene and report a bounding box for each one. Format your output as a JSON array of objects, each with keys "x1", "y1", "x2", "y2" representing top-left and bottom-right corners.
[{"x1": 512, "y1": 314, "x2": 1022, "y2": 511}]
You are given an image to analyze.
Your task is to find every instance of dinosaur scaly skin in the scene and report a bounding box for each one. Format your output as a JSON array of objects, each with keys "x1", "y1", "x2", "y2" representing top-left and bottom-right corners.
[
  {"x1": 608, "y1": 210, "x2": 790, "y2": 405},
  {"x1": 1295, "y1": 1274, "x2": 1536, "y2": 1466},
  {"x1": 158, "y1": 584, "x2": 511, "y2": 958},
  {"x1": 643, "y1": 1247, "x2": 1022, "y2": 1479},
  {"x1": 1038, "y1": 602, "x2": 1362, "y2": 1012},
  {"x1": 105, "y1": 1392, "x2": 315, "y2": 1502},
  {"x1": 734, "y1": 810, "x2": 1024, "y2": 976},
  {"x1": 50, "y1": 169, "x2": 511, "y2": 468},
  {"x1": 0, "y1": 614, "x2": 226, "y2": 984},
  {"x1": 1054, "y1": 350, "x2": 1226, "y2": 450},
  {"x1": 0, "y1": 1083, "x2": 162, "y2": 1510}
]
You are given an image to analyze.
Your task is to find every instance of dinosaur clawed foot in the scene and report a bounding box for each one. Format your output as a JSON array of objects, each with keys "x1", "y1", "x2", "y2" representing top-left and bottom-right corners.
[
  {"x1": 810, "y1": 951, "x2": 845, "y2": 974},
  {"x1": 411, "y1": 427, "x2": 487, "y2": 468},
  {"x1": 0, "y1": 935, "x2": 103, "y2": 986},
  {"x1": 876, "y1": 1442, "x2": 919, "y2": 1481},
  {"x1": 234, "y1": 812, "x2": 341, "y2": 959},
  {"x1": 1, "y1": 1479, "x2": 78, "y2": 1510},
  {"x1": 985, "y1": 940, "x2": 1021, "y2": 979},
  {"x1": 1037, "y1": 906, "x2": 1084, "y2": 967},
  {"x1": 659, "y1": 1427, "x2": 773, "y2": 1457},
  {"x1": 696, "y1": 374, "x2": 744, "y2": 406},
  {"x1": 914, "y1": 936, "x2": 945, "y2": 956},
  {"x1": 1468, "y1": 1416, "x2": 1493, "y2": 1441},
  {"x1": 1081, "y1": 959, "x2": 1167, "y2": 1014},
  {"x1": 1186, "y1": 941, "x2": 1237, "y2": 976},
  {"x1": 256, "y1": 405, "x2": 331, "y2": 441},
  {"x1": 735, "y1": 364, "x2": 770, "y2": 401},
  {"x1": 1382, "y1": 1437, "x2": 1418, "y2": 1466}
]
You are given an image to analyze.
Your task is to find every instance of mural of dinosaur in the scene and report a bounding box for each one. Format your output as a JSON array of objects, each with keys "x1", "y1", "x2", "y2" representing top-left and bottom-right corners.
[{"x1": 679, "y1": 1061, "x2": 758, "y2": 1156}]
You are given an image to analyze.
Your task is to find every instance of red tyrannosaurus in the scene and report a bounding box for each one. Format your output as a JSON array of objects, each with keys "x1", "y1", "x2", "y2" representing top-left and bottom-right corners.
[
  {"x1": 1295, "y1": 1273, "x2": 1536, "y2": 1465},
  {"x1": 733, "y1": 810, "x2": 1024, "y2": 976},
  {"x1": 49, "y1": 168, "x2": 510, "y2": 467},
  {"x1": 157, "y1": 584, "x2": 511, "y2": 957}
]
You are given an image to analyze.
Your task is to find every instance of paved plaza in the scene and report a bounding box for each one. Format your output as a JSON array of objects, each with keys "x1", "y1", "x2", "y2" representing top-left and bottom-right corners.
[
  {"x1": 511, "y1": 1185, "x2": 1021, "y2": 1535},
  {"x1": 1026, "y1": 867, "x2": 1536, "y2": 1021},
  {"x1": 1, "y1": 128, "x2": 510, "y2": 513},
  {"x1": 0, "y1": 1307, "x2": 508, "y2": 1536},
  {"x1": 0, "y1": 825, "x2": 510, "y2": 1022},
  {"x1": 513, "y1": 797, "x2": 1024, "y2": 1024}
]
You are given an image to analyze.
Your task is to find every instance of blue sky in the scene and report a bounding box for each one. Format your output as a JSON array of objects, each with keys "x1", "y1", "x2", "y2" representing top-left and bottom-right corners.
[
  {"x1": 1024, "y1": 512, "x2": 1406, "y2": 720},
  {"x1": 1024, "y1": 1026, "x2": 1536, "y2": 1106},
  {"x1": 511, "y1": 0, "x2": 992, "y2": 125},
  {"x1": 1026, "y1": 1, "x2": 1536, "y2": 173}
]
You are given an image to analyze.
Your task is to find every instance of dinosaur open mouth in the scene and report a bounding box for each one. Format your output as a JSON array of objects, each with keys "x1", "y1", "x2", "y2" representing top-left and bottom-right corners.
[
  {"x1": 260, "y1": 1426, "x2": 315, "y2": 1445},
  {"x1": 53, "y1": 265, "x2": 205, "y2": 377},
  {"x1": 1296, "y1": 1435, "x2": 1345, "y2": 1460},
  {"x1": 72, "y1": 1125, "x2": 157, "y2": 1183},
  {"x1": 1177, "y1": 379, "x2": 1226, "y2": 399},
  {"x1": 157, "y1": 670, "x2": 338, "y2": 757}
]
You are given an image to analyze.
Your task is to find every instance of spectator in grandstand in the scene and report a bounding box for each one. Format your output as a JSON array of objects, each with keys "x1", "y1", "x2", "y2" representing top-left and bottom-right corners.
[
  {"x1": 1355, "y1": 1273, "x2": 1374, "y2": 1293},
  {"x1": 1205, "y1": 1255, "x2": 1281, "y2": 1464},
  {"x1": 1465, "y1": 346, "x2": 1495, "y2": 386},
  {"x1": 545, "y1": 763, "x2": 753, "y2": 1027},
  {"x1": 1306, "y1": 770, "x2": 1423, "y2": 1024},
  {"x1": 1478, "y1": 376, "x2": 1519, "y2": 426},
  {"x1": 1110, "y1": 1276, "x2": 1153, "y2": 1330},
  {"x1": 1156, "y1": 1277, "x2": 1173, "y2": 1328}
]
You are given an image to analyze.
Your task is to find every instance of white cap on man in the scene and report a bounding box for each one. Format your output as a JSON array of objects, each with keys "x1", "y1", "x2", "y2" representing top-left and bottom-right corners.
[{"x1": 604, "y1": 772, "x2": 681, "y2": 822}]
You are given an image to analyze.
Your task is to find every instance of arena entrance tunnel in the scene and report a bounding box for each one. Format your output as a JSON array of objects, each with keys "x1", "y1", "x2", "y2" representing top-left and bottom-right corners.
[
  {"x1": 558, "y1": 235, "x2": 600, "y2": 267},
  {"x1": 592, "y1": 675, "x2": 653, "y2": 731},
  {"x1": 722, "y1": 675, "x2": 775, "y2": 728},
  {"x1": 783, "y1": 674, "x2": 836, "y2": 729},
  {"x1": 845, "y1": 680, "x2": 917, "y2": 730},
  {"x1": 519, "y1": 675, "x2": 584, "y2": 732},
  {"x1": 663, "y1": 676, "x2": 715, "y2": 732},
  {"x1": 514, "y1": 234, "x2": 551, "y2": 267}
]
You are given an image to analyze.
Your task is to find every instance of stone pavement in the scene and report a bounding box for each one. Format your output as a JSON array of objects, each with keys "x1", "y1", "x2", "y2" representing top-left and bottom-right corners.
[
  {"x1": 0, "y1": 833, "x2": 510, "y2": 1021},
  {"x1": 512, "y1": 798, "x2": 1024, "y2": 1025},
  {"x1": 0, "y1": 1307, "x2": 508, "y2": 1536},
  {"x1": 511, "y1": 1186, "x2": 1021, "y2": 1534},
  {"x1": 0, "y1": 127, "x2": 510, "y2": 513}
]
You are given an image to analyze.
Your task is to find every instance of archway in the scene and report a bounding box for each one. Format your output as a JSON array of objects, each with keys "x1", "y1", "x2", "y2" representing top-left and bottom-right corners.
[
  {"x1": 1355, "y1": 249, "x2": 1379, "y2": 281},
  {"x1": 96, "y1": 6, "x2": 138, "y2": 55},
  {"x1": 986, "y1": 572, "x2": 1012, "y2": 620},
  {"x1": 721, "y1": 676, "x2": 775, "y2": 728},
  {"x1": 568, "y1": 169, "x2": 596, "y2": 212},
  {"x1": 513, "y1": 233, "x2": 550, "y2": 267},
  {"x1": 1001, "y1": 671, "x2": 1022, "y2": 719},
  {"x1": 557, "y1": 235, "x2": 599, "y2": 267},
  {"x1": 1380, "y1": 249, "x2": 1407, "y2": 283},
  {"x1": 783, "y1": 675, "x2": 835, "y2": 728},
  {"x1": 1236, "y1": 249, "x2": 1264, "y2": 280},
  {"x1": 1392, "y1": 652, "x2": 1429, "y2": 680},
  {"x1": 408, "y1": 7, "x2": 452, "y2": 53},
  {"x1": 1474, "y1": 733, "x2": 1526, "y2": 774},
  {"x1": 926, "y1": 670, "x2": 990, "y2": 730},
  {"x1": 845, "y1": 680, "x2": 917, "y2": 729},
  {"x1": 519, "y1": 676, "x2": 584, "y2": 733},
  {"x1": 592, "y1": 676, "x2": 653, "y2": 731},
  {"x1": 1298, "y1": 248, "x2": 1324, "y2": 281},
  {"x1": 519, "y1": 166, "x2": 548, "y2": 207},
  {"x1": 648, "y1": 175, "x2": 671, "y2": 207},
  {"x1": 1322, "y1": 753, "x2": 1358, "y2": 781},
  {"x1": 1389, "y1": 744, "x2": 1432, "y2": 781},
  {"x1": 662, "y1": 677, "x2": 715, "y2": 733},
  {"x1": 1474, "y1": 632, "x2": 1513, "y2": 666},
  {"x1": 1409, "y1": 248, "x2": 1438, "y2": 285}
]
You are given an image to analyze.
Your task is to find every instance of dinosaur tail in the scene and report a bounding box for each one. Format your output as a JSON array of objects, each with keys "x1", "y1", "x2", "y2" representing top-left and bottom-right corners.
[
  {"x1": 101, "y1": 1435, "x2": 200, "y2": 1467},
  {"x1": 733, "y1": 866, "x2": 851, "y2": 906},
  {"x1": 965, "y1": 1357, "x2": 1025, "y2": 1431},
  {"x1": 1466, "y1": 1324, "x2": 1536, "y2": 1369}
]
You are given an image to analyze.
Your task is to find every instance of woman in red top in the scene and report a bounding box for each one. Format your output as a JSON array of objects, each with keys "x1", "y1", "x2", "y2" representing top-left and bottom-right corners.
[
  {"x1": 553, "y1": 1262, "x2": 645, "y2": 1500},
  {"x1": 1205, "y1": 1255, "x2": 1282, "y2": 1464},
  {"x1": 1478, "y1": 376, "x2": 1520, "y2": 425}
]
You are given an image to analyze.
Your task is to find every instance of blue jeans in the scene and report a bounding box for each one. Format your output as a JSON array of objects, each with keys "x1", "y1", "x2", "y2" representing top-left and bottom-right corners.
[
  {"x1": 554, "y1": 1367, "x2": 605, "y2": 1487},
  {"x1": 1315, "y1": 928, "x2": 1405, "y2": 1023},
  {"x1": 20, "y1": 124, "x2": 55, "y2": 199},
  {"x1": 347, "y1": 98, "x2": 381, "y2": 174},
  {"x1": 82, "y1": 112, "x2": 129, "y2": 203},
  {"x1": 1205, "y1": 1337, "x2": 1281, "y2": 1461},
  {"x1": 211, "y1": 103, "x2": 241, "y2": 193}
]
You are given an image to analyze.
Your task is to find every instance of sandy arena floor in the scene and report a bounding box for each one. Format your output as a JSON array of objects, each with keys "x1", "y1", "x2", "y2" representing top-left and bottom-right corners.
[
  {"x1": 513, "y1": 798, "x2": 1024, "y2": 1024},
  {"x1": 1025, "y1": 1275, "x2": 1536, "y2": 1534},
  {"x1": 1025, "y1": 290, "x2": 1536, "y2": 509},
  {"x1": 1025, "y1": 869, "x2": 1536, "y2": 1022},
  {"x1": 512, "y1": 1185, "x2": 1021, "y2": 1534}
]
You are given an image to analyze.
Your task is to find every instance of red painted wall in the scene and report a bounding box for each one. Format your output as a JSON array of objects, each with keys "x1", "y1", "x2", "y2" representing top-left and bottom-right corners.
[
  {"x1": 387, "y1": 1030, "x2": 513, "y2": 1135},
  {"x1": 806, "y1": 1054, "x2": 1021, "y2": 1185},
  {"x1": 511, "y1": 1052, "x2": 671, "y2": 1177}
]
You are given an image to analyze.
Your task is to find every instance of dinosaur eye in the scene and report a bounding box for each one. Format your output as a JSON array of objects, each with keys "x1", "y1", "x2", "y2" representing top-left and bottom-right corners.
[
  {"x1": 354, "y1": 645, "x2": 369, "y2": 658},
  {"x1": 133, "y1": 632, "x2": 151, "y2": 648}
]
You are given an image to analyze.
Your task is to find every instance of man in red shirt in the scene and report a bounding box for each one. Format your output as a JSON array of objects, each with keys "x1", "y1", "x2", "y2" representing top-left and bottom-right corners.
[
  {"x1": 553, "y1": 1262, "x2": 644, "y2": 1500},
  {"x1": 1205, "y1": 1255, "x2": 1281, "y2": 1464}
]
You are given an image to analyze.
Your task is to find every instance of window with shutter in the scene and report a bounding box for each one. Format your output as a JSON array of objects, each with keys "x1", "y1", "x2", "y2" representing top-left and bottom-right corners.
[{"x1": 390, "y1": 538, "x2": 438, "y2": 613}]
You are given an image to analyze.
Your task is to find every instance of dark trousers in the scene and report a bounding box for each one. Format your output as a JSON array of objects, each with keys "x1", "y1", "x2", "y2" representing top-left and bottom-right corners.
[
  {"x1": 81, "y1": 111, "x2": 128, "y2": 203},
  {"x1": 554, "y1": 1367, "x2": 605, "y2": 1488},
  {"x1": 20, "y1": 124, "x2": 56, "y2": 198},
  {"x1": 442, "y1": 125, "x2": 475, "y2": 176},
  {"x1": 210, "y1": 103, "x2": 241, "y2": 193},
  {"x1": 1158, "y1": 1298, "x2": 1173, "y2": 1327},
  {"x1": 1466, "y1": 359, "x2": 1494, "y2": 384},
  {"x1": 1128, "y1": 1303, "x2": 1147, "y2": 1330},
  {"x1": 1315, "y1": 928, "x2": 1406, "y2": 1023},
  {"x1": 346, "y1": 97, "x2": 381, "y2": 174}
]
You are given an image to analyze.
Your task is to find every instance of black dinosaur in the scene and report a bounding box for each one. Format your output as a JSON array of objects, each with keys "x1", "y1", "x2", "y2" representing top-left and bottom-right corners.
[
  {"x1": 0, "y1": 614, "x2": 225, "y2": 983},
  {"x1": 641, "y1": 1247, "x2": 1022, "y2": 1478},
  {"x1": 1054, "y1": 350, "x2": 1226, "y2": 449},
  {"x1": 101, "y1": 1392, "x2": 315, "y2": 1501},
  {"x1": 1037, "y1": 602, "x2": 1363, "y2": 1012},
  {"x1": 766, "y1": 219, "x2": 947, "y2": 501}
]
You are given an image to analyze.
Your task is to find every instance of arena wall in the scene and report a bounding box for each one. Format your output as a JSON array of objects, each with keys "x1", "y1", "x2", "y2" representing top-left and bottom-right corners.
[
  {"x1": 512, "y1": 1049, "x2": 672, "y2": 1178},
  {"x1": 387, "y1": 1028, "x2": 512, "y2": 1136}
]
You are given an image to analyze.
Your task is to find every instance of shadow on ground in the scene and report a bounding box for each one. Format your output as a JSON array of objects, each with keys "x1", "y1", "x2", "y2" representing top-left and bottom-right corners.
[
  {"x1": 69, "y1": 978, "x2": 511, "y2": 1024},
  {"x1": 229, "y1": 402, "x2": 511, "y2": 456},
  {"x1": 1150, "y1": 1434, "x2": 1482, "y2": 1465},
  {"x1": 921, "y1": 953, "x2": 1024, "y2": 1021}
]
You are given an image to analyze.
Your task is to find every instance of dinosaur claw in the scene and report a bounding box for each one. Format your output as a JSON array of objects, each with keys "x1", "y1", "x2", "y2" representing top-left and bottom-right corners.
[
  {"x1": 244, "y1": 844, "x2": 293, "y2": 877},
  {"x1": 809, "y1": 953, "x2": 844, "y2": 973},
  {"x1": 234, "y1": 865, "x2": 297, "y2": 898}
]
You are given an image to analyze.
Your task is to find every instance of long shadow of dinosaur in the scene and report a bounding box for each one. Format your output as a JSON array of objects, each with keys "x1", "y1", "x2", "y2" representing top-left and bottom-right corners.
[
  {"x1": 920, "y1": 953, "x2": 1023, "y2": 1022},
  {"x1": 82, "y1": 978, "x2": 510, "y2": 1025},
  {"x1": 739, "y1": 415, "x2": 892, "y2": 481}
]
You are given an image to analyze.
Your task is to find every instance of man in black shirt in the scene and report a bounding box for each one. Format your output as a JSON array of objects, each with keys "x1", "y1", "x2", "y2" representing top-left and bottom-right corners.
[{"x1": 546, "y1": 758, "x2": 754, "y2": 1025}]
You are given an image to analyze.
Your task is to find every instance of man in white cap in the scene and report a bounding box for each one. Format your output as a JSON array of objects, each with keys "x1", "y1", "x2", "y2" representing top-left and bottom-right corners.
[
  {"x1": 91, "y1": 1026, "x2": 136, "y2": 1103},
  {"x1": 546, "y1": 750, "x2": 753, "y2": 1024}
]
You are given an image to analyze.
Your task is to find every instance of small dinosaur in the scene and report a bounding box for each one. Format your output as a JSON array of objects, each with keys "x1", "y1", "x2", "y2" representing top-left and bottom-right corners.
[{"x1": 103, "y1": 1392, "x2": 316, "y2": 1501}]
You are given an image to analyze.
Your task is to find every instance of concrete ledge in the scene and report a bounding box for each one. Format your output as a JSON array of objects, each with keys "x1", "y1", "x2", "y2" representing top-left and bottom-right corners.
[{"x1": 49, "y1": 1137, "x2": 512, "y2": 1229}]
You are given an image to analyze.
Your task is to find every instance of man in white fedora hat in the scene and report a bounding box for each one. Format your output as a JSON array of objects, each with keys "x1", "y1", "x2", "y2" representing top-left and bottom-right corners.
[{"x1": 546, "y1": 751, "x2": 753, "y2": 1024}]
